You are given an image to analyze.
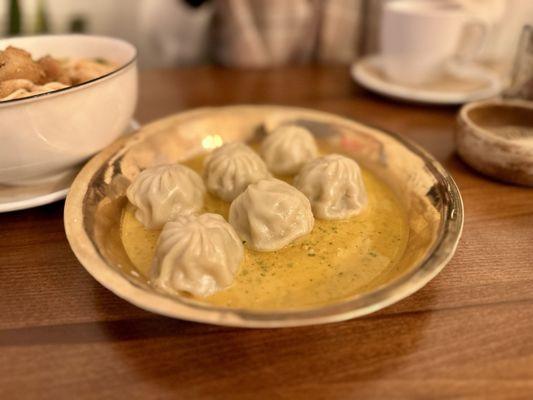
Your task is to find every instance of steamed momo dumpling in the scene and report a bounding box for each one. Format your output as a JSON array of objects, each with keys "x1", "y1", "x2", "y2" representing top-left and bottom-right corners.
[
  {"x1": 294, "y1": 154, "x2": 367, "y2": 220},
  {"x1": 261, "y1": 125, "x2": 319, "y2": 175},
  {"x1": 229, "y1": 178, "x2": 314, "y2": 251},
  {"x1": 151, "y1": 213, "x2": 244, "y2": 297},
  {"x1": 126, "y1": 164, "x2": 205, "y2": 229},
  {"x1": 204, "y1": 142, "x2": 270, "y2": 202}
]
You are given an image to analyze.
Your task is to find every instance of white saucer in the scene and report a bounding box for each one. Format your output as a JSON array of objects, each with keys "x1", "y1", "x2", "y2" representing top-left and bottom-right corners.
[
  {"x1": 351, "y1": 55, "x2": 503, "y2": 105},
  {"x1": 0, "y1": 119, "x2": 140, "y2": 213}
]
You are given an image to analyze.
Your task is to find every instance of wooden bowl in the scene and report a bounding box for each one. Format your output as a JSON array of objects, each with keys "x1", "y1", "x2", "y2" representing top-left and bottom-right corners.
[{"x1": 456, "y1": 99, "x2": 533, "y2": 186}]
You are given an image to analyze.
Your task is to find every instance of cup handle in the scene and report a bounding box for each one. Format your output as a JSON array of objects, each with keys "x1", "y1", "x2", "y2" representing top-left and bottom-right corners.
[{"x1": 453, "y1": 18, "x2": 488, "y2": 64}]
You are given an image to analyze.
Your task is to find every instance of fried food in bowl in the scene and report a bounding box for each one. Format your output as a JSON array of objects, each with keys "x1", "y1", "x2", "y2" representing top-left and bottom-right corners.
[{"x1": 0, "y1": 35, "x2": 137, "y2": 185}]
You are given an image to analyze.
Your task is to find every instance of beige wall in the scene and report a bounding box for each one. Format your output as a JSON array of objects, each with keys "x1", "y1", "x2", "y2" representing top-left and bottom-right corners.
[{"x1": 1, "y1": 0, "x2": 532, "y2": 69}]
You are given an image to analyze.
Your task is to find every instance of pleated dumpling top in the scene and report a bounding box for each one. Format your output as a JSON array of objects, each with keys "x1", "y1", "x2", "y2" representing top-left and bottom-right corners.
[
  {"x1": 294, "y1": 154, "x2": 367, "y2": 220},
  {"x1": 229, "y1": 178, "x2": 314, "y2": 251},
  {"x1": 151, "y1": 213, "x2": 244, "y2": 297},
  {"x1": 126, "y1": 164, "x2": 205, "y2": 229},
  {"x1": 204, "y1": 142, "x2": 270, "y2": 202},
  {"x1": 261, "y1": 125, "x2": 318, "y2": 175}
]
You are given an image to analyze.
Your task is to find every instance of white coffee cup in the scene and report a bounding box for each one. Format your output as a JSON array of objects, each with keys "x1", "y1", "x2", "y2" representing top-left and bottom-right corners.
[{"x1": 380, "y1": 0, "x2": 487, "y2": 85}]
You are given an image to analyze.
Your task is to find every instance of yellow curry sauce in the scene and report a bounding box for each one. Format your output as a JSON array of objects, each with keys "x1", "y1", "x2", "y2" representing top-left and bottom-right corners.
[{"x1": 120, "y1": 153, "x2": 409, "y2": 310}]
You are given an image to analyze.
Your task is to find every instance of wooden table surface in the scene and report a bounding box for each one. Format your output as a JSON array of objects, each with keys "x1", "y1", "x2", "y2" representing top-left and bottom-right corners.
[{"x1": 1, "y1": 66, "x2": 532, "y2": 399}]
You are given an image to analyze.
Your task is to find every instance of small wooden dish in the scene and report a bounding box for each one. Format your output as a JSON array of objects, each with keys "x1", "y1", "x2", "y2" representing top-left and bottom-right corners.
[{"x1": 456, "y1": 99, "x2": 533, "y2": 186}]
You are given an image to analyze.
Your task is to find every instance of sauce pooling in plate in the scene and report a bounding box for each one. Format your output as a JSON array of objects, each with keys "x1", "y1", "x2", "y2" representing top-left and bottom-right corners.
[{"x1": 120, "y1": 150, "x2": 409, "y2": 310}]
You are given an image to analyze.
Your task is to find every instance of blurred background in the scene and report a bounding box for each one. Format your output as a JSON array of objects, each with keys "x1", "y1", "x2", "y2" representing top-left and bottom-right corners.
[{"x1": 1, "y1": 0, "x2": 532, "y2": 72}]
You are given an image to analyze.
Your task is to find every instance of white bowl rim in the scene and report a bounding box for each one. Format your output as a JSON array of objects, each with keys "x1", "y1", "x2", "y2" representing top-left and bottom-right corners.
[{"x1": 0, "y1": 34, "x2": 137, "y2": 108}]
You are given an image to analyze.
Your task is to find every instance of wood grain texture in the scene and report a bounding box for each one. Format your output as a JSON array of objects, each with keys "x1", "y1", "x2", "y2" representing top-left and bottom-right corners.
[{"x1": 1, "y1": 66, "x2": 532, "y2": 399}]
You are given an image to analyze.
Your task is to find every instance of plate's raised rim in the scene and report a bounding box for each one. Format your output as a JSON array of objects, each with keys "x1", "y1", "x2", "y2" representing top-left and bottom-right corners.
[
  {"x1": 64, "y1": 106, "x2": 463, "y2": 328},
  {"x1": 351, "y1": 55, "x2": 502, "y2": 105}
]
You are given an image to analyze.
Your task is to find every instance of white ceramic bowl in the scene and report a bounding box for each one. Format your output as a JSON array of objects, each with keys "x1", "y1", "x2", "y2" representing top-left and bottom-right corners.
[{"x1": 0, "y1": 34, "x2": 137, "y2": 185}]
